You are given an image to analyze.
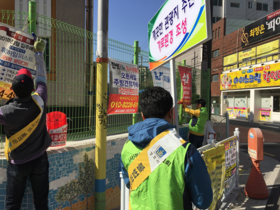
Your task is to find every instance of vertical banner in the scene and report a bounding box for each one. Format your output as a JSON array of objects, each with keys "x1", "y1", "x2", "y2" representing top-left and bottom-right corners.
[
  {"x1": 151, "y1": 66, "x2": 171, "y2": 93},
  {"x1": 0, "y1": 23, "x2": 36, "y2": 100},
  {"x1": 178, "y1": 66, "x2": 192, "y2": 105},
  {"x1": 203, "y1": 145, "x2": 226, "y2": 210},
  {"x1": 220, "y1": 136, "x2": 237, "y2": 197},
  {"x1": 108, "y1": 59, "x2": 139, "y2": 115}
]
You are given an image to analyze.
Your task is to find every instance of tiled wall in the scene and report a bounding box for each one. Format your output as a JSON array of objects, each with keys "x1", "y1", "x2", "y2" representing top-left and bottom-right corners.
[{"x1": 0, "y1": 136, "x2": 127, "y2": 210}]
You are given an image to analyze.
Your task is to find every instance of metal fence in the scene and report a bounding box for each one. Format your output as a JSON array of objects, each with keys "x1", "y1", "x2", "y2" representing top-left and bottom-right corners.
[{"x1": 0, "y1": 10, "x2": 204, "y2": 143}]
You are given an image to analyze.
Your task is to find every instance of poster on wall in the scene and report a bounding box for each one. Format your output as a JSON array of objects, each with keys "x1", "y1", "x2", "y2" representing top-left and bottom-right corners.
[
  {"x1": 178, "y1": 66, "x2": 192, "y2": 105},
  {"x1": 203, "y1": 145, "x2": 226, "y2": 210},
  {"x1": 219, "y1": 136, "x2": 237, "y2": 197},
  {"x1": 220, "y1": 63, "x2": 280, "y2": 90},
  {"x1": 151, "y1": 66, "x2": 171, "y2": 93},
  {"x1": 148, "y1": 0, "x2": 212, "y2": 70},
  {"x1": 0, "y1": 23, "x2": 36, "y2": 100},
  {"x1": 108, "y1": 59, "x2": 139, "y2": 115}
]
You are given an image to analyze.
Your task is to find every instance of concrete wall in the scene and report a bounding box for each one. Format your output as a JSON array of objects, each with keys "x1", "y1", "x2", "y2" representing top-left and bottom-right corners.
[{"x1": 0, "y1": 133, "x2": 127, "y2": 210}]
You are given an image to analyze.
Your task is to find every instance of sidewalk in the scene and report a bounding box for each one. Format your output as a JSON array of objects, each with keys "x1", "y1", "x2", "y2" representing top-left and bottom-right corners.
[{"x1": 221, "y1": 149, "x2": 280, "y2": 210}]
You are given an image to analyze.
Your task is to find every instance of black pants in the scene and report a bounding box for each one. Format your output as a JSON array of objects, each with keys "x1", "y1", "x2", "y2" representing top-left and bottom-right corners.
[
  {"x1": 189, "y1": 133, "x2": 204, "y2": 149},
  {"x1": 6, "y1": 152, "x2": 49, "y2": 210}
]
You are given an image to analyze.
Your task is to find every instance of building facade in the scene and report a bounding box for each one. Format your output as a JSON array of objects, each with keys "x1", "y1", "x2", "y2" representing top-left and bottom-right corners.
[{"x1": 212, "y1": 9, "x2": 280, "y2": 123}]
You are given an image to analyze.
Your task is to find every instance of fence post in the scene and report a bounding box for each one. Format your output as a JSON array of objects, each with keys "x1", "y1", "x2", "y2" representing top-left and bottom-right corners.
[
  {"x1": 132, "y1": 41, "x2": 139, "y2": 125},
  {"x1": 170, "y1": 59, "x2": 179, "y2": 131},
  {"x1": 95, "y1": 0, "x2": 109, "y2": 209},
  {"x1": 234, "y1": 127, "x2": 240, "y2": 189},
  {"x1": 179, "y1": 60, "x2": 186, "y2": 125},
  {"x1": 28, "y1": 0, "x2": 36, "y2": 34}
]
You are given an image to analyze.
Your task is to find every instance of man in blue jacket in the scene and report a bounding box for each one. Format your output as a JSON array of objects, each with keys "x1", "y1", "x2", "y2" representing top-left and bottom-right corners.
[{"x1": 120, "y1": 87, "x2": 212, "y2": 210}]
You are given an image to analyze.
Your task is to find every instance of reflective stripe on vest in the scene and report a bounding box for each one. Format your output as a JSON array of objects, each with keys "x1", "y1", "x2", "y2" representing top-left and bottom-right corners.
[
  {"x1": 128, "y1": 128, "x2": 187, "y2": 191},
  {"x1": 4, "y1": 93, "x2": 44, "y2": 160}
]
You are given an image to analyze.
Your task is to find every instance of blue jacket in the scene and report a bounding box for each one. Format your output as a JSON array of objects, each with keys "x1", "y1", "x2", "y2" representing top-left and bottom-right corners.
[{"x1": 119, "y1": 118, "x2": 213, "y2": 209}]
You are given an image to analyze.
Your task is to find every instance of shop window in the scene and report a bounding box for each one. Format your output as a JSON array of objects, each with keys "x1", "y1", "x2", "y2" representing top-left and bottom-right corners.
[
  {"x1": 212, "y1": 74, "x2": 219, "y2": 82},
  {"x1": 230, "y1": 3, "x2": 240, "y2": 8},
  {"x1": 273, "y1": 96, "x2": 280, "y2": 112},
  {"x1": 213, "y1": 49, "x2": 220, "y2": 58},
  {"x1": 214, "y1": 0, "x2": 223, "y2": 6}
]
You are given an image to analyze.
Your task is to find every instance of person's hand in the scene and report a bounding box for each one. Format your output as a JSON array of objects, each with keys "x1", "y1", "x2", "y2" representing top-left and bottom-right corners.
[{"x1": 34, "y1": 38, "x2": 45, "y2": 53}]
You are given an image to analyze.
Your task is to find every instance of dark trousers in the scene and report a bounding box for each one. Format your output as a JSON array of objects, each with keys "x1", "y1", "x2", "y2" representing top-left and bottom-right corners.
[
  {"x1": 6, "y1": 152, "x2": 49, "y2": 210},
  {"x1": 189, "y1": 133, "x2": 204, "y2": 149}
]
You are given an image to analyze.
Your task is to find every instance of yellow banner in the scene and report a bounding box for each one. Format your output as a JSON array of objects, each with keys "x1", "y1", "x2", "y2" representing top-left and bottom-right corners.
[
  {"x1": 223, "y1": 53, "x2": 237, "y2": 66},
  {"x1": 220, "y1": 62, "x2": 280, "y2": 90},
  {"x1": 238, "y1": 48, "x2": 256, "y2": 62},
  {"x1": 257, "y1": 40, "x2": 279, "y2": 57},
  {"x1": 203, "y1": 145, "x2": 226, "y2": 210}
]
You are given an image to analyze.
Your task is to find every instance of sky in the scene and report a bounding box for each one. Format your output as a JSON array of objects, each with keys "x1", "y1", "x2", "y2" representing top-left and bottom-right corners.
[{"x1": 93, "y1": 0, "x2": 166, "y2": 53}]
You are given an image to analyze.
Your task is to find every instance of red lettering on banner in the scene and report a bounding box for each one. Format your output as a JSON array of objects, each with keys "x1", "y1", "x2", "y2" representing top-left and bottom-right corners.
[
  {"x1": 254, "y1": 67, "x2": 263, "y2": 72},
  {"x1": 14, "y1": 59, "x2": 28, "y2": 67},
  {"x1": 1, "y1": 55, "x2": 12, "y2": 62}
]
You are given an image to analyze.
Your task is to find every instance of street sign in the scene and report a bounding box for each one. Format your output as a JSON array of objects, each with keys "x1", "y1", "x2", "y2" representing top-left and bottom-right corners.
[{"x1": 148, "y1": 0, "x2": 212, "y2": 71}]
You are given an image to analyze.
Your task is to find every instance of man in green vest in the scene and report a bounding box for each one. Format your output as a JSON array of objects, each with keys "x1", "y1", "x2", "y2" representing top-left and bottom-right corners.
[
  {"x1": 120, "y1": 87, "x2": 212, "y2": 210},
  {"x1": 180, "y1": 99, "x2": 208, "y2": 148}
]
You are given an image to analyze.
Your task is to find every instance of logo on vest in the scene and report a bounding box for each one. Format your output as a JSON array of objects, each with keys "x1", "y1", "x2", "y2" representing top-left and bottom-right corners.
[{"x1": 155, "y1": 146, "x2": 166, "y2": 158}]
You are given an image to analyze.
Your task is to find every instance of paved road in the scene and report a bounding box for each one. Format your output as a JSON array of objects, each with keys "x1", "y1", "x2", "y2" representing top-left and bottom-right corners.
[{"x1": 240, "y1": 143, "x2": 280, "y2": 210}]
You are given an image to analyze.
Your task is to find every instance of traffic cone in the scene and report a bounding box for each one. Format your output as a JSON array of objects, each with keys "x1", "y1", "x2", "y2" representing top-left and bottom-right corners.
[{"x1": 244, "y1": 158, "x2": 269, "y2": 199}]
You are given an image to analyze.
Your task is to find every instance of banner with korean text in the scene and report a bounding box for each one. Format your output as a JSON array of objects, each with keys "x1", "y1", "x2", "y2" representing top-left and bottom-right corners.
[
  {"x1": 0, "y1": 23, "x2": 36, "y2": 100},
  {"x1": 178, "y1": 66, "x2": 192, "y2": 105},
  {"x1": 203, "y1": 145, "x2": 226, "y2": 210},
  {"x1": 148, "y1": 0, "x2": 211, "y2": 70},
  {"x1": 108, "y1": 59, "x2": 139, "y2": 115},
  {"x1": 151, "y1": 66, "x2": 171, "y2": 93},
  {"x1": 220, "y1": 62, "x2": 280, "y2": 90}
]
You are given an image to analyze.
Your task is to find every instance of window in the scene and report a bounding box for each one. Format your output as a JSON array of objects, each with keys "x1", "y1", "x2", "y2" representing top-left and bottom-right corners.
[
  {"x1": 215, "y1": 29, "x2": 217, "y2": 39},
  {"x1": 213, "y1": 49, "x2": 220, "y2": 58},
  {"x1": 212, "y1": 74, "x2": 219, "y2": 82},
  {"x1": 248, "y1": 1, "x2": 253, "y2": 9},
  {"x1": 257, "y1": 3, "x2": 268, "y2": 11},
  {"x1": 274, "y1": 1, "x2": 280, "y2": 11},
  {"x1": 230, "y1": 3, "x2": 240, "y2": 8},
  {"x1": 218, "y1": 27, "x2": 220, "y2": 38},
  {"x1": 213, "y1": 0, "x2": 222, "y2": 6},
  {"x1": 213, "y1": 17, "x2": 222, "y2": 23}
]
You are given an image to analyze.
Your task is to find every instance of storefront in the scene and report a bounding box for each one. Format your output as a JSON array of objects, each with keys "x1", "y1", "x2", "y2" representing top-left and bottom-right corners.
[
  {"x1": 220, "y1": 61, "x2": 280, "y2": 123},
  {"x1": 211, "y1": 97, "x2": 221, "y2": 115}
]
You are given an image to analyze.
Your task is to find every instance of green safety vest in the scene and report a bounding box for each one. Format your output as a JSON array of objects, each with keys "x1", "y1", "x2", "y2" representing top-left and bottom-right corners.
[
  {"x1": 189, "y1": 107, "x2": 208, "y2": 135},
  {"x1": 121, "y1": 129, "x2": 190, "y2": 210}
]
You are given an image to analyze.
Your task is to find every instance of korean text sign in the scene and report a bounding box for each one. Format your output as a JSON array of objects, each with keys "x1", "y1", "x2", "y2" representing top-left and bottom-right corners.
[
  {"x1": 151, "y1": 66, "x2": 171, "y2": 93},
  {"x1": 0, "y1": 23, "x2": 36, "y2": 100},
  {"x1": 108, "y1": 59, "x2": 139, "y2": 115},
  {"x1": 178, "y1": 66, "x2": 192, "y2": 105},
  {"x1": 241, "y1": 9, "x2": 280, "y2": 46},
  {"x1": 220, "y1": 62, "x2": 280, "y2": 90},
  {"x1": 203, "y1": 145, "x2": 226, "y2": 210},
  {"x1": 148, "y1": 0, "x2": 211, "y2": 71}
]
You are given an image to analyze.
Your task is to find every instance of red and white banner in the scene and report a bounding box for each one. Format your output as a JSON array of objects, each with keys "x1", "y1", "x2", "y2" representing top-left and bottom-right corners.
[
  {"x1": 178, "y1": 66, "x2": 192, "y2": 105},
  {"x1": 107, "y1": 59, "x2": 139, "y2": 115}
]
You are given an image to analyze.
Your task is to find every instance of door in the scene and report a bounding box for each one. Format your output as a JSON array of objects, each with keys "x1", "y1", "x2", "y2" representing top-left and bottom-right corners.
[{"x1": 272, "y1": 96, "x2": 280, "y2": 122}]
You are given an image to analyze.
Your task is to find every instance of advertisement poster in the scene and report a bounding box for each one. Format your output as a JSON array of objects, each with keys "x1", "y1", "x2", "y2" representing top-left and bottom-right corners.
[
  {"x1": 178, "y1": 66, "x2": 192, "y2": 105},
  {"x1": 108, "y1": 59, "x2": 139, "y2": 115},
  {"x1": 148, "y1": 0, "x2": 211, "y2": 70},
  {"x1": 260, "y1": 108, "x2": 271, "y2": 121},
  {"x1": 220, "y1": 136, "x2": 237, "y2": 197},
  {"x1": 220, "y1": 63, "x2": 280, "y2": 90},
  {"x1": 151, "y1": 66, "x2": 171, "y2": 93},
  {"x1": 203, "y1": 145, "x2": 226, "y2": 210},
  {"x1": 0, "y1": 23, "x2": 36, "y2": 100}
]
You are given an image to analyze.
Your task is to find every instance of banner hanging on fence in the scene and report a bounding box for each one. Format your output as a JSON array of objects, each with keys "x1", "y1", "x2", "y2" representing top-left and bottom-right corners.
[
  {"x1": 203, "y1": 144, "x2": 226, "y2": 210},
  {"x1": 178, "y1": 66, "x2": 192, "y2": 105},
  {"x1": 0, "y1": 23, "x2": 36, "y2": 100},
  {"x1": 151, "y1": 66, "x2": 171, "y2": 93},
  {"x1": 108, "y1": 59, "x2": 139, "y2": 115},
  {"x1": 220, "y1": 136, "x2": 237, "y2": 196}
]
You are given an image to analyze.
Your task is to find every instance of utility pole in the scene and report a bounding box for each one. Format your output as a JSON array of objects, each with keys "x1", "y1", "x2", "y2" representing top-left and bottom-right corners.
[
  {"x1": 132, "y1": 41, "x2": 139, "y2": 125},
  {"x1": 95, "y1": 0, "x2": 108, "y2": 209},
  {"x1": 28, "y1": 1, "x2": 36, "y2": 34},
  {"x1": 86, "y1": 0, "x2": 94, "y2": 130},
  {"x1": 179, "y1": 59, "x2": 186, "y2": 125}
]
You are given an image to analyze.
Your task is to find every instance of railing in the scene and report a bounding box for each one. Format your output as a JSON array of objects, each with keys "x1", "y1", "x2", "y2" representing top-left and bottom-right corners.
[{"x1": 119, "y1": 127, "x2": 240, "y2": 210}]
